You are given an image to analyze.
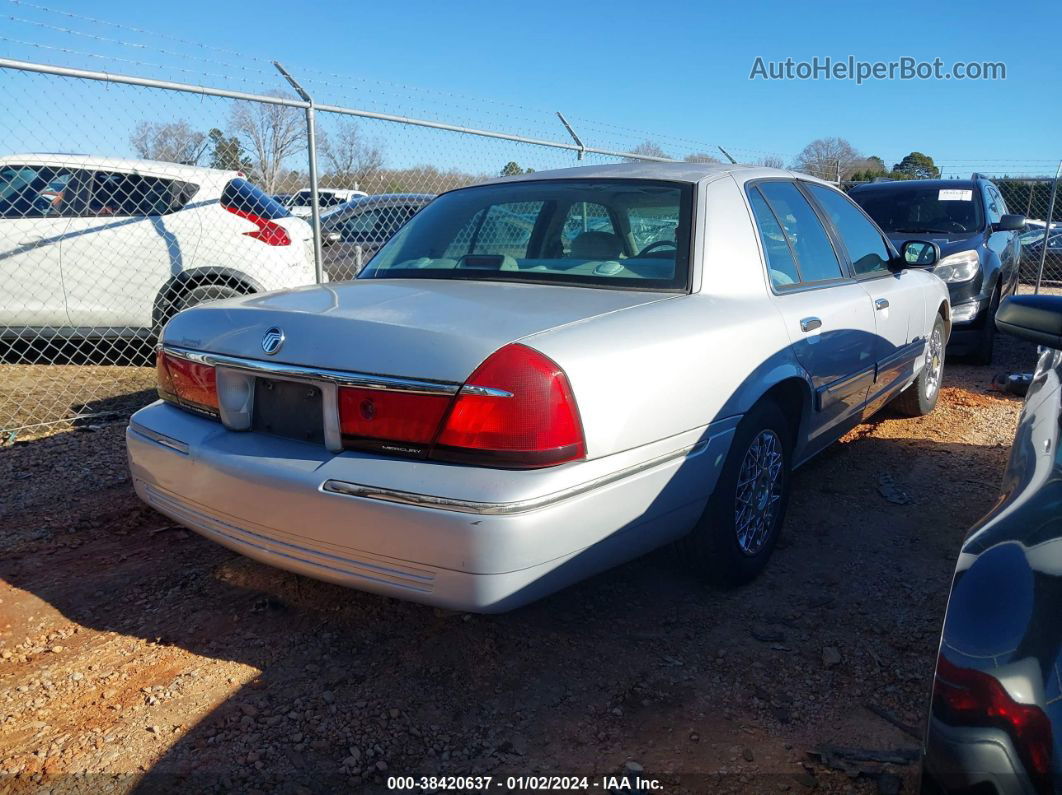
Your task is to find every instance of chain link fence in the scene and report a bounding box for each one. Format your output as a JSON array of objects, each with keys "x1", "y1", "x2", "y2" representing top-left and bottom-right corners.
[
  {"x1": 0, "y1": 57, "x2": 677, "y2": 439},
  {"x1": 2, "y1": 53, "x2": 1060, "y2": 440}
]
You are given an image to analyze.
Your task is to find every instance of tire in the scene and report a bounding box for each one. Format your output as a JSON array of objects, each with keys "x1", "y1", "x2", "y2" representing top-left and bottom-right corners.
[
  {"x1": 892, "y1": 315, "x2": 946, "y2": 417},
  {"x1": 968, "y1": 287, "x2": 1000, "y2": 366},
  {"x1": 679, "y1": 398, "x2": 793, "y2": 587},
  {"x1": 155, "y1": 284, "x2": 244, "y2": 335}
]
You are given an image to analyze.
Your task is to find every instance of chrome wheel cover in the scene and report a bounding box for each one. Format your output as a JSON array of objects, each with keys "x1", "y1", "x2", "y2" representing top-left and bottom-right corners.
[
  {"x1": 925, "y1": 325, "x2": 944, "y2": 399},
  {"x1": 734, "y1": 429, "x2": 784, "y2": 556}
]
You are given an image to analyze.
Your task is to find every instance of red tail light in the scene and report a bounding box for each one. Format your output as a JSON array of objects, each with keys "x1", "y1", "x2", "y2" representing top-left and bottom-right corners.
[
  {"x1": 225, "y1": 206, "x2": 291, "y2": 246},
  {"x1": 156, "y1": 351, "x2": 219, "y2": 419},
  {"x1": 338, "y1": 387, "x2": 451, "y2": 456},
  {"x1": 934, "y1": 655, "x2": 1053, "y2": 788},
  {"x1": 433, "y1": 344, "x2": 585, "y2": 468}
]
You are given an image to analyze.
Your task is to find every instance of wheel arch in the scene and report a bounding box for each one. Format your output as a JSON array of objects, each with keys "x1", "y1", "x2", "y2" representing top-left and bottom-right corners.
[{"x1": 152, "y1": 267, "x2": 265, "y2": 329}]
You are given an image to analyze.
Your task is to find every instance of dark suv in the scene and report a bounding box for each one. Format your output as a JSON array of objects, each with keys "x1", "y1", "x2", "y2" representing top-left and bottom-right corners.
[{"x1": 849, "y1": 176, "x2": 1025, "y2": 364}]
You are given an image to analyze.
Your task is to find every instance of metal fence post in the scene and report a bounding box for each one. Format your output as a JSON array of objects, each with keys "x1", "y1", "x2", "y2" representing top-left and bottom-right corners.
[
  {"x1": 274, "y1": 61, "x2": 324, "y2": 285},
  {"x1": 1035, "y1": 161, "x2": 1062, "y2": 295}
]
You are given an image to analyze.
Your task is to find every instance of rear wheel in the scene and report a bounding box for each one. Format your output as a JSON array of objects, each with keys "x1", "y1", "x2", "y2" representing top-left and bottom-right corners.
[
  {"x1": 155, "y1": 284, "x2": 246, "y2": 335},
  {"x1": 893, "y1": 315, "x2": 945, "y2": 417},
  {"x1": 680, "y1": 399, "x2": 792, "y2": 587}
]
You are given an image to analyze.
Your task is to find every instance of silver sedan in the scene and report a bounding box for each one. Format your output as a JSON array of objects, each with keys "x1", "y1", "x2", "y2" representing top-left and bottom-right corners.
[{"x1": 127, "y1": 162, "x2": 951, "y2": 612}]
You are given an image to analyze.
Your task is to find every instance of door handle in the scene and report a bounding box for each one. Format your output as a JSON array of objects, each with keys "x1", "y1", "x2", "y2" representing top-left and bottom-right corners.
[
  {"x1": 800, "y1": 317, "x2": 822, "y2": 332},
  {"x1": 875, "y1": 298, "x2": 890, "y2": 310}
]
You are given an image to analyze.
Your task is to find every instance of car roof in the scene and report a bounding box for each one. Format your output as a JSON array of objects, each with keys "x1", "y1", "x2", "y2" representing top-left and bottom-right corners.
[
  {"x1": 850, "y1": 179, "x2": 979, "y2": 193},
  {"x1": 480, "y1": 161, "x2": 833, "y2": 188},
  {"x1": 0, "y1": 153, "x2": 238, "y2": 182}
]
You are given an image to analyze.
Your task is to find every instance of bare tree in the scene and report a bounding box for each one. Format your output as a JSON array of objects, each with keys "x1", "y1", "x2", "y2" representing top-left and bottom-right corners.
[
  {"x1": 229, "y1": 93, "x2": 306, "y2": 193},
  {"x1": 130, "y1": 120, "x2": 207, "y2": 165},
  {"x1": 757, "y1": 155, "x2": 785, "y2": 169},
  {"x1": 684, "y1": 152, "x2": 722, "y2": 164},
  {"x1": 791, "y1": 137, "x2": 862, "y2": 181},
  {"x1": 624, "y1": 140, "x2": 671, "y2": 162},
  {"x1": 317, "y1": 121, "x2": 384, "y2": 189}
]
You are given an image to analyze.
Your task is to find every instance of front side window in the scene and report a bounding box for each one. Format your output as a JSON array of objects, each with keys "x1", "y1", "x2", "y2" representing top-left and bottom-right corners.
[
  {"x1": 984, "y1": 185, "x2": 1005, "y2": 225},
  {"x1": 0, "y1": 165, "x2": 79, "y2": 219},
  {"x1": 805, "y1": 183, "x2": 891, "y2": 276},
  {"x1": 757, "y1": 182, "x2": 844, "y2": 284},
  {"x1": 337, "y1": 205, "x2": 418, "y2": 242},
  {"x1": 852, "y1": 186, "x2": 985, "y2": 235},
  {"x1": 362, "y1": 180, "x2": 692, "y2": 290}
]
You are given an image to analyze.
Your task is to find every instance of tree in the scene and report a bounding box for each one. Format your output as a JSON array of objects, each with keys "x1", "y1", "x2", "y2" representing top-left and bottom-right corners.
[
  {"x1": 500, "y1": 161, "x2": 529, "y2": 176},
  {"x1": 318, "y1": 120, "x2": 384, "y2": 189},
  {"x1": 229, "y1": 92, "x2": 306, "y2": 193},
  {"x1": 757, "y1": 155, "x2": 785, "y2": 169},
  {"x1": 130, "y1": 120, "x2": 207, "y2": 165},
  {"x1": 791, "y1": 137, "x2": 861, "y2": 181},
  {"x1": 206, "y1": 128, "x2": 251, "y2": 173},
  {"x1": 891, "y1": 152, "x2": 940, "y2": 180},
  {"x1": 625, "y1": 141, "x2": 671, "y2": 161},
  {"x1": 684, "y1": 152, "x2": 721, "y2": 164},
  {"x1": 848, "y1": 155, "x2": 887, "y2": 183}
]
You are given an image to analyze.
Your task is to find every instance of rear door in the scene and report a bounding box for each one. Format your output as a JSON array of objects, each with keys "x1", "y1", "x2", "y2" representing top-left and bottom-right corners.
[
  {"x1": 802, "y1": 182, "x2": 926, "y2": 415},
  {"x1": 0, "y1": 163, "x2": 82, "y2": 327},
  {"x1": 748, "y1": 181, "x2": 877, "y2": 450},
  {"x1": 60, "y1": 170, "x2": 201, "y2": 329}
]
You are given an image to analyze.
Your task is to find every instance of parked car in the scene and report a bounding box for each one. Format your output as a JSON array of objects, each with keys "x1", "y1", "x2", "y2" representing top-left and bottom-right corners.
[
  {"x1": 849, "y1": 177, "x2": 1025, "y2": 364},
  {"x1": 1019, "y1": 230, "x2": 1062, "y2": 284},
  {"x1": 0, "y1": 154, "x2": 316, "y2": 339},
  {"x1": 127, "y1": 162, "x2": 951, "y2": 612},
  {"x1": 282, "y1": 188, "x2": 367, "y2": 219},
  {"x1": 320, "y1": 193, "x2": 434, "y2": 280},
  {"x1": 922, "y1": 294, "x2": 1062, "y2": 794}
]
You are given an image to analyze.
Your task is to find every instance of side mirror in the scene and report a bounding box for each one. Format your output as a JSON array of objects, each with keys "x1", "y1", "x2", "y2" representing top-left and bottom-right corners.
[
  {"x1": 993, "y1": 214, "x2": 1026, "y2": 233},
  {"x1": 324, "y1": 231, "x2": 341, "y2": 246},
  {"x1": 899, "y1": 240, "x2": 940, "y2": 268},
  {"x1": 996, "y1": 295, "x2": 1062, "y2": 348}
]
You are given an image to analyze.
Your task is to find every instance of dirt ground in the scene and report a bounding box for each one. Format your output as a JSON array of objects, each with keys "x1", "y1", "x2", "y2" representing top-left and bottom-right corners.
[{"x1": 0, "y1": 333, "x2": 1043, "y2": 793}]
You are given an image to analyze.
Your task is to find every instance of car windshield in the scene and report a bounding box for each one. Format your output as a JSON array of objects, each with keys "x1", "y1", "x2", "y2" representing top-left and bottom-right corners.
[
  {"x1": 852, "y1": 186, "x2": 984, "y2": 235},
  {"x1": 359, "y1": 179, "x2": 692, "y2": 290}
]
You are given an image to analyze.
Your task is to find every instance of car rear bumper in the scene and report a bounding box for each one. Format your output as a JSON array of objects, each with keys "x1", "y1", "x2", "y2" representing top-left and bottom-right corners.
[
  {"x1": 126, "y1": 401, "x2": 735, "y2": 611},
  {"x1": 923, "y1": 719, "x2": 1035, "y2": 795}
]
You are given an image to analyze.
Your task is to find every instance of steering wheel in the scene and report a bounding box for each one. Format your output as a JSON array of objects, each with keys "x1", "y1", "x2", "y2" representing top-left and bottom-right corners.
[{"x1": 635, "y1": 240, "x2": 677, "y2": 257}]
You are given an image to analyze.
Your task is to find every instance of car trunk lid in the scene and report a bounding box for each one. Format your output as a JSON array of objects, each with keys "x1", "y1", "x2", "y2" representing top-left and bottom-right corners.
[{"x1": 162, "y1": 279, "x2": 675, "y2": 383}]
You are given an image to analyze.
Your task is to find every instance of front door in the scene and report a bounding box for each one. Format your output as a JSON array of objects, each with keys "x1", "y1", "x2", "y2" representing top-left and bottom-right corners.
[
  {"x1": 802, "y1": 182, "x2": 924, "y2": 414},
  {"x1": 0, "y1": 163, "x2": 80, "y2": 328}
]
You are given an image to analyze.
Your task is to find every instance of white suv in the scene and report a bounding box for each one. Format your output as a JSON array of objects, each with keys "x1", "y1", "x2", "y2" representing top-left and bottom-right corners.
[
  {"x1": 283, "y1": 188, "x2": 367, "y2": 219},
  {"x1": 0, "y1": 154, "x2": 317, "y2": 339}
]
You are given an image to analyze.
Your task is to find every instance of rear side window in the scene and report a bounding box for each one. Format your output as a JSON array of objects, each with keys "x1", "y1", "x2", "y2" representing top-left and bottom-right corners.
[
  {"x1": 221, "y1": 178, "x2": 291, "y2": 219},
  {"x1": 748, "y1": 188, "x2": 800, "y2": 288},
  {"x1": 89, "y1": 172, "x2": 198, "y2": 217},
  {"x1": 443, "y1": 201, "x2": 543, "y2": 260},
  {"x1": 805, "y1": 183, "x2": 891, "y2": 276},
  {"x1": 756, "y1": 182, "x2": 845, "y2": 284}
]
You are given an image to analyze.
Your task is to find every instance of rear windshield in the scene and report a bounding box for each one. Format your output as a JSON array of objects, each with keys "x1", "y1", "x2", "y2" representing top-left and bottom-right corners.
[
  {"x1": 221, "y1": 178, "x2": 291, "y2": 220},
  {"x1": 359, "y1": 179, "x2": 693, "y2": 290},
  {"x1": 851, "y1": 186, "x2": 984, "y2": 235}
]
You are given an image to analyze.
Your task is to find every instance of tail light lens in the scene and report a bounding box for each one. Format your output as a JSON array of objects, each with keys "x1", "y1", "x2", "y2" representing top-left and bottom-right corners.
[
  {"x1": 336, "y1": 344, "x2": 585, "y2": 469},
  {"x1": 433, "y1": 344, "x2": 585, "y2": 468},
  {"x1": 338, "y1": 387, "x2": 451, "y2": 457},
  {"x1": 156, "y1": 350, "x2": 219, "y2": 419},
  {"x1": 225, "y1": 206, "x2": 291, "y2": 246},
  {"x1": 933, "y1": 655, "x2": 1053, "y2": 789}
]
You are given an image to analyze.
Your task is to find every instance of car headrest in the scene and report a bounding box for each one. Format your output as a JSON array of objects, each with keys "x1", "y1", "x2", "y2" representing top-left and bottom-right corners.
[{"x1": 569, "y1": 231, "x2": 623, "y2": 260}]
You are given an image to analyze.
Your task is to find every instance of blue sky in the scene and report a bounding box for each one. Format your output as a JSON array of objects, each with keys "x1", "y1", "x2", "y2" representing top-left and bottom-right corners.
[{"x1": 2, "y1": 0, "x2": 1060, "y2": 175}]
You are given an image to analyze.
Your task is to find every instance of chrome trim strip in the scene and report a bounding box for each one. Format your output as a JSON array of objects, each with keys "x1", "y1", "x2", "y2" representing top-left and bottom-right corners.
[
  {"x1": 321, "y1": 441, "x2": 708, "y2": 515},
  {"x1": 162, "y1": 345, "x2": 461, "y2": 396},
  {"x1": 459, "y1": 384, "x2": 514, "y2": 398},
  {"x1": 128, "y1": 423, "x2": 190, "y2": 455}
]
